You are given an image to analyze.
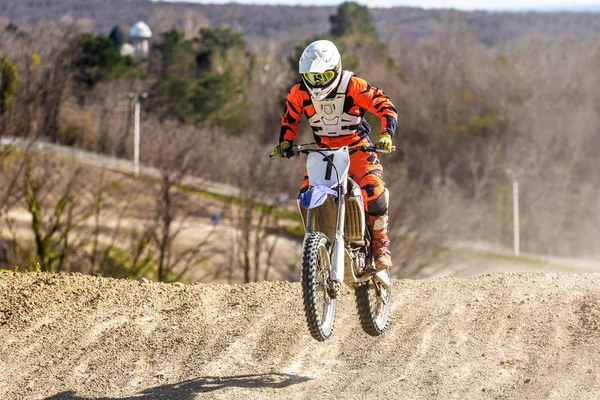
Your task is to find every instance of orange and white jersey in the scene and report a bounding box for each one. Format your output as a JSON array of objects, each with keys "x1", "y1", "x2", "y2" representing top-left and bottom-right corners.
[{"x1": 280, "y1": 70, "x2": 398, "y2": 148}]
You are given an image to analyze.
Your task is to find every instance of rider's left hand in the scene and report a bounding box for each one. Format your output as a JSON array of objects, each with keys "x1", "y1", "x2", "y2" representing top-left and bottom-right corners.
[{"x1": 376, "y1": 133, "x2": 392, "y2": 152}]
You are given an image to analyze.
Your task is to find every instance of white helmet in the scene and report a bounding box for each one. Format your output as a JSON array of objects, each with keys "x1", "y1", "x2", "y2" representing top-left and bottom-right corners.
[{"x1": 299, "y1": 40, "x2": 342, "y2": 101}]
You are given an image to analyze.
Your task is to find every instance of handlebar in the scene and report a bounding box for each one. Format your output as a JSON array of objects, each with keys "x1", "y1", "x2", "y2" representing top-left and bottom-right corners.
[{"x1": 270, "y1": 144, "x2": 396, "y2": 158}]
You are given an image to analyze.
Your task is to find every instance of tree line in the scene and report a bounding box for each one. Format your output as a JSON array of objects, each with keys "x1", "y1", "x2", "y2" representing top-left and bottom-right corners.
[{"x1": 3, "y1": 0, "x2": 600, "y2": 49}]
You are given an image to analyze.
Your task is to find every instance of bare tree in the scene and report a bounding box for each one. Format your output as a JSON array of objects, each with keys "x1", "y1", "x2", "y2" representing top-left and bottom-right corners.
[
  {"x1": 144, "y1": 121, "x2": 218, "y2": 282},
  {"x1": 22, "y1": 155, "x2": 94, "y2": 272},
  {"x1": 228, "y1": 143, "x2": 293, "y2": 283}
]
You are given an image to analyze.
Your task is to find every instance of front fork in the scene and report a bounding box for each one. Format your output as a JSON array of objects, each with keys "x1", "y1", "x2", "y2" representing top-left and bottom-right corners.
[{"x1": 330, "y1": 192, "x2": 346, "y2": 286}]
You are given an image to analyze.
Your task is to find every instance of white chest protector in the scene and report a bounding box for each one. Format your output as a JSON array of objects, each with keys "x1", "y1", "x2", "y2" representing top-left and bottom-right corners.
[{"x1": 308, "y1": 71, "x2": 362, "y2": 137}]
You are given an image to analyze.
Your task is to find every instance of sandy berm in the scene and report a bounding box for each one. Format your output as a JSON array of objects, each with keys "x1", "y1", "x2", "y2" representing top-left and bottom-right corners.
[{"x1": 1, "y1": 272, "x2": 599, "y2": 399}]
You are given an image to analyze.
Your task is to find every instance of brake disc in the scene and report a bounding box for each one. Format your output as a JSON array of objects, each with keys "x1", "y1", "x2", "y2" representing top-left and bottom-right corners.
[{"x1": 327, "y1": 280, "x2": 341, "y2": 298}]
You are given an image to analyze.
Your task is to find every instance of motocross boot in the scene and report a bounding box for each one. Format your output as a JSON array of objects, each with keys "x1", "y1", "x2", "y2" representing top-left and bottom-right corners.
[{"x1": 367, "y1": 214, "x2": 392, "y2": 271}]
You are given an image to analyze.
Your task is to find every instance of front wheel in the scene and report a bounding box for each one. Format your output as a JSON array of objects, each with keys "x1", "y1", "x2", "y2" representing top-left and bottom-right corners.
[
  {"x1": 355, "y1": 269, "x2": 391, "y2": 336},
  {"x1": 302, "y1": 232, "x2": 336, "y2": 341}
]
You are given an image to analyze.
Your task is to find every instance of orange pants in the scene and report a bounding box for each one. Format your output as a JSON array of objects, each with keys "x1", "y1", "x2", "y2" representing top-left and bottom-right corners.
[{"x1": 300, "y1": 138, "x2": 388, "y2": 216}]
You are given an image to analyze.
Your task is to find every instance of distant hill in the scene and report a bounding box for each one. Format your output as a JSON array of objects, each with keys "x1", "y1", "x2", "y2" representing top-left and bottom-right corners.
[
  {"x1": 0, "y1": 0, "x2": 599, "y2": 48},
  {"x1": 533, "y1": 5, "x2": 600, "y2": 12}
]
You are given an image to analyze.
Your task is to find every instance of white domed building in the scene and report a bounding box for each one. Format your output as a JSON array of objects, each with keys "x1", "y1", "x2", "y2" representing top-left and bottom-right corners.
[{"x1": 129, "y1": 21, "x2": 152, "y2": 58}]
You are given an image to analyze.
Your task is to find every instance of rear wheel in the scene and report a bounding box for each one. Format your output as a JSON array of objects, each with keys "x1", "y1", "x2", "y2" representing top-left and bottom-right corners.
[
  {"x1": 355, "y1": 269, "x2": 391, "y2": 336},
  {"x1": 302, "y1": 232, "x2": 336, "y2": 341}
]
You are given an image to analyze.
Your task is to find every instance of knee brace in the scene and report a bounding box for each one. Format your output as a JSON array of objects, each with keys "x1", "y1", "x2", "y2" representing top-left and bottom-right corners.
[{"x1": 366, "y1": 189, "x2": 388, "y2": 216}]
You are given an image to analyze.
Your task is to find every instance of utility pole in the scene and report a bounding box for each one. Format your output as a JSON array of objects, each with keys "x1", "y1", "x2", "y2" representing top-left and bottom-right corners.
[
  {"x1": 129, "y1": 92, "x2": 148, "y2": 178},
  {"x1": 506, "y1": 169, "x2": 520, "y2": 256},
  {"x1": 512, "y1": 176, "x2": 520, "y2": 256}
]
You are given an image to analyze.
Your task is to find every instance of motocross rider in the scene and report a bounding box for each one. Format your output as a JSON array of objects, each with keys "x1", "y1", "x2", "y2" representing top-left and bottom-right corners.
[{"x1": 271, "y1": 40, "x2": 397, "y2": 271}]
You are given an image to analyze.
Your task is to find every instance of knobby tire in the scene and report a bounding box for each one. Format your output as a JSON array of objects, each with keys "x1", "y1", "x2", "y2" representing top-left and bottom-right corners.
[
  {"x1": 355, "y1": 271, "x2": 391, "y2": 336},
  {"x1": 302, "y1": 232, "x2": 336, "y2": 341}
]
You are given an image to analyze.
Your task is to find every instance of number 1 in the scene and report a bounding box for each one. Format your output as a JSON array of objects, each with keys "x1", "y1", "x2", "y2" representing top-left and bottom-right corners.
[{"x1": 323, "y1": 154, "x2": 335, "y2": 180}]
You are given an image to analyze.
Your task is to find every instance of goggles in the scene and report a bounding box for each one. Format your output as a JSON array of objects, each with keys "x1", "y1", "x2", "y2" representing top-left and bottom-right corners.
[{"x1": 302, "y1": 70, "x2": 336, "y2": 87}]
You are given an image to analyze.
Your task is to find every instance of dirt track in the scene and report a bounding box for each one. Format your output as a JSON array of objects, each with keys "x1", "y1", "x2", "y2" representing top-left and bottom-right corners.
[{"x1": 1, "y1": 272, "x2": 600, "y2": 399}]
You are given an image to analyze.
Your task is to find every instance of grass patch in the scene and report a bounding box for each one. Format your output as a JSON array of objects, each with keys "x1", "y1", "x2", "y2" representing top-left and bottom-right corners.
[
  {"x1": 283, "y1": 223, "x2": 305, "y2": 238},
  {"x1": 177, "y1": 182, "x2": 300, "y2": 220},
  {"x1": 113, "y1": 169, "x2": 301, "y2": 221},
  {"x1": 481, "y1": 251, "x2": 546, "y2": 265},
  {"x1": 447, "y1": 246, "x2": 552, "y2": 266},
  {"x1": 0, "y1": 263, "x2": 42, "y2": 274},
  {"x1": 40, "y1": 150, "x2": 302, "y2": 225},
  {"x1": 177, "y1": 183, "x2": 231, "y2": 202}
]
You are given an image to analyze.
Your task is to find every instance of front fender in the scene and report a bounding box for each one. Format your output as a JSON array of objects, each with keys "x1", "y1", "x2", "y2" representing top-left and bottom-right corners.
[{"x1": 299, "y1": 185, "x2": 338, "y2": 209}]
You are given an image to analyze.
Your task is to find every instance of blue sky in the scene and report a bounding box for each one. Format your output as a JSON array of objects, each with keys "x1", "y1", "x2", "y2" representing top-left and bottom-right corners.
[{"x1": 160, "y1": 0, "x2": 600, "y2": 11}]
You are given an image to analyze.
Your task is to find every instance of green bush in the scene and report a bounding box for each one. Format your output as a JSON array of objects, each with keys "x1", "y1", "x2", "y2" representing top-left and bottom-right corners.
[
  {"x1": 0, "y1": 56, "x2": 19, "y2": 114},
  {"x1": 72, "y1": 33, "x2": 136, "y2": 90}
]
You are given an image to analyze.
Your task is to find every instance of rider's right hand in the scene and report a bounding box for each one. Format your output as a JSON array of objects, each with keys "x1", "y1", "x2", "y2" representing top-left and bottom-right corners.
[{"x1": 271, "y1": 140, "x2": 293, "y2": 159}]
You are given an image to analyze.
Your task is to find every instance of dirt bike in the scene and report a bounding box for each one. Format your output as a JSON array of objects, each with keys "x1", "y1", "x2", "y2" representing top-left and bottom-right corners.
[{"x1": 271, "y1": 143, "x2": 393, "y2": 341}]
